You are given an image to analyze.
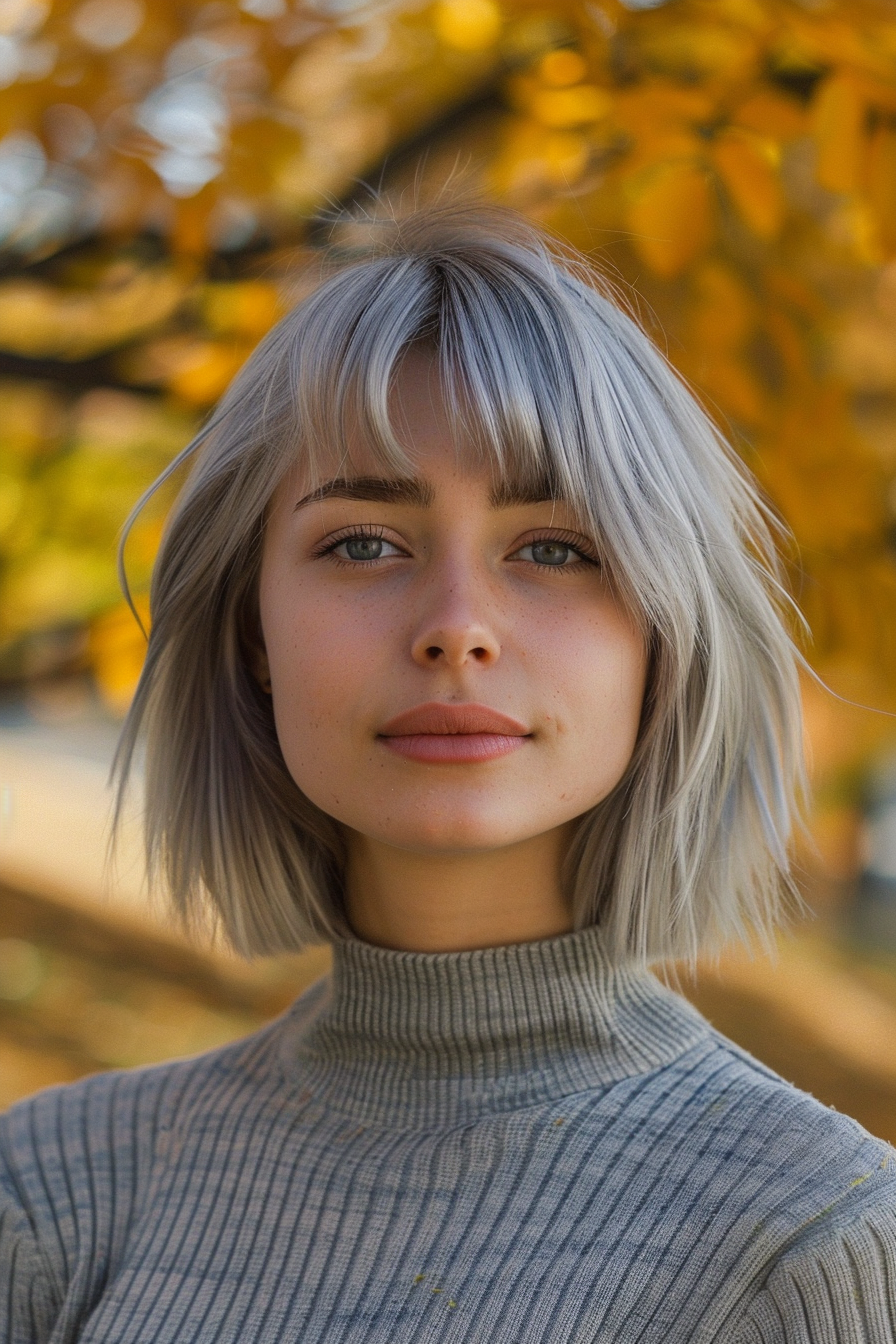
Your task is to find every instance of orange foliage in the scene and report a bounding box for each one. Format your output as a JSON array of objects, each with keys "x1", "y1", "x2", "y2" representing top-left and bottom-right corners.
[
  {"x1": 89, "y1": 595, "x2": 150, "y2": 717},
  {"x1": 626, "y1": 160, "x2": 715, "y2": 279},
  {"x1": 488, "y1": 0, "x2": 896, "y2": 724},
  {"x1": 711, "y1": 130, "x2": 784, "y2": 239}
]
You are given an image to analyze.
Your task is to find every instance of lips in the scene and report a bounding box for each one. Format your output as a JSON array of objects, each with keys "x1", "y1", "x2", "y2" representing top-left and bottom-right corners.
[
  {"x1": 377, "y1": 702, "x2": 531, "y2": 764},
  {"x1": 379, "y1": 703, "x2": 529, "y2": 736}
]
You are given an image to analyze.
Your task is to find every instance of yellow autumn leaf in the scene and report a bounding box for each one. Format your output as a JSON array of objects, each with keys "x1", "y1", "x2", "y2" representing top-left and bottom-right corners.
[
  {"x1": 788, "y1": 13, "x2": 896, "y2": 84},
  {"x1": 277, "y1": 37, "x2": 355, "y2": 116},
  {"x1": 833, "y1": 312, "x2": 896, "y2": 395},
  {"x1": 700, "y1": 357, "x2": 768, "y2": 427},
  {"x1": 679, "y1": 264, "x2": 766, "y2": 425},
  {"x1": 124, "y1": 517, "x2": 165, "y2": 576},
  {"x1": 764, "y1": 310, "x2": 810, "y2": 382},
  {"x1": 866, "y1": 127, "x2": 896, "y2": 253},
  {"x1": 433, "y1": 0, "x2": 501, "y2": 52},
  {"x1": 202, "y1": 283, "x2": 281, "y2": 340},
  {"x1": 733, "y1": 89, "x2": 807, "y2": 141},
  {"x1": 613, "y1": 83, "x2": 715, "y2": 145},
  {"x1": 625, "y1": 160, "x2": 715, "y2": 279},
  {"x1": 530, "y1": 85, "x2": 611, "y2": 129},
  {"x1": 632, "y1": 23, "x2": 759, "y2": 83},
  {"x1": 489, "y1": 121, "x2": 589, "y2": 194},
  {"x1": 812, "y1": 73, "x2": 867, "y2": 195},
  {"x1": 0, "y1": 476, "x2": 25, "y2": 527},
  {"x1": 827, "y1": 199, "x2": 885, "y2": 267},
  {"x1": 89, "y1": 595, "x2": 150, "y2": 718},
  {"x1": 488, "y1": 119, "x2": 547, "y2": 196},
  {"x1": 702, "y1": 0, "x2": 770, "y2": 33},
  {"x1": 763, "y1": 268, "x2": 826, "y2": 322},
  {"x1": 689, "y1": 262, "x2": 758, "y2": 349},
  {"x1": 0, "y1": 271, "x2": 187, "y2": 360},
  {"x1": 0, "y1": 544, "x2": 119, "y2": 638},
  {"x1": 167, "y1": 342, "x2": 251, "y2": 406},
  {"x1": 758, "y1": 394, "x2": 886, "y2": 551},
  {"x1": 227, "y1": 118, "x2": 303, "y2": 199},
  {"x1": 538, "y1": 49, "x2": 587, "y2": 88},
  {"x1": 0, "y1": 382, "x2": 64, "y2": 461},
  {"x1": 711, "y1": 128, "x2": 784, "y2": 238},
  {"x1": 622, "y1": 129, "x2": 705, "y2": 180},
  {"x1": 542, "y1": 131, "x2": 589, "y2": 185}
]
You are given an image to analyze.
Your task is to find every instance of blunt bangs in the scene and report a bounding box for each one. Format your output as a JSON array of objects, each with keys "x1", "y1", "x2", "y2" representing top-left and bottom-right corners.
[{"x1": 114, "y1": 201, "x2": 805, "y2": 965}]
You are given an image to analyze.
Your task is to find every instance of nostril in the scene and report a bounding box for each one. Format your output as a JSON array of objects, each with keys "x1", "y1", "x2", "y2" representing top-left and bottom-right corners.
[
  {"x1": 425, "y1": 646, "x2": 443, "y2": 661},
  {"x1": 472, "y1": 647, "x2": 489, "y2": 661}
]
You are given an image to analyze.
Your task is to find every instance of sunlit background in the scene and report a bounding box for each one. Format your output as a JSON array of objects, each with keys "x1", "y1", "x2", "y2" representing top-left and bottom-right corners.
[{"x1": 2, "y1": 0, "x2": 896, "y2": 1137}]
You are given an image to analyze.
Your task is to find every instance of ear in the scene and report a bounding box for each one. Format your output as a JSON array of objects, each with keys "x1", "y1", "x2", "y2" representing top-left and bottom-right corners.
[
  {"x1": 253, "y1": 647, "x2": 272, "y2": 695},
  {"x1": 245, "y1": 631, "x2": 272, "y2": 694},
  {"x1": 241, "y1": 593, "x2": 273, "y2": 693}
]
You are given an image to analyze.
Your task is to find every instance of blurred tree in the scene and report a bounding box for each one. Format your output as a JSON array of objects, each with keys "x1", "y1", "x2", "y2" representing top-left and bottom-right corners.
[
  {"x1": 0, "y1": 0, "x2": 893, "y2": 739},
  {"x1": 491, "y1": 0, "x2": 896, "y2": 734}
]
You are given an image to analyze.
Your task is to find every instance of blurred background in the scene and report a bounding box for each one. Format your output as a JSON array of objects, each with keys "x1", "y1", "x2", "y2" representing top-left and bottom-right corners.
[{"x1": 2, "y1": 0, "x2": 896, "y2": 1135}]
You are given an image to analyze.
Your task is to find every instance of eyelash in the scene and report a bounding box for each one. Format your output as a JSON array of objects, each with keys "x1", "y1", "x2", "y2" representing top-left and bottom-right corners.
[
  {"x1": 515, "y1": 529, "x2": 600, "y2": 569},
  {"x1": 313, "y1": 525, "x2": 599, "y2": 569},
  {"x1": 313, "y1": 525, "x2": 393, "y2": 565}
]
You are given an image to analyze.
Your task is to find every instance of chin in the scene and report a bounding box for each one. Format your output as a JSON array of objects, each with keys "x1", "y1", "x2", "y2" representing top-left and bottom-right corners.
[{"x1": 375, "y1": 808, "x2": 535, "y2": 854}]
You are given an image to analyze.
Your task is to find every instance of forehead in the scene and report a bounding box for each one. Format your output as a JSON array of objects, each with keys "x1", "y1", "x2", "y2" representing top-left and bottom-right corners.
[{"x1": 285, "y1": 348, "x2": 567, "y2": 510}]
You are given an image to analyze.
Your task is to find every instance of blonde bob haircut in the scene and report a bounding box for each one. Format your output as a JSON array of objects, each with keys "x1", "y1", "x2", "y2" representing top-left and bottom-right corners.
[{"x1": 115, "y1": 201, "x2": 805, "y2": 966}]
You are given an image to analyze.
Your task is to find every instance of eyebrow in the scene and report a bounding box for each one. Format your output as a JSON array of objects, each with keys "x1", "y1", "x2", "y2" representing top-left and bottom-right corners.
[
  {"x1": 295, "y1": 477, "x2": 434, "y2": 509},
  {"x1": 490, "y1": 475, "x2": 564, "y2": 508},
  {"x1": 294, "y1": 474, "x2": 563, "y2": 511}
]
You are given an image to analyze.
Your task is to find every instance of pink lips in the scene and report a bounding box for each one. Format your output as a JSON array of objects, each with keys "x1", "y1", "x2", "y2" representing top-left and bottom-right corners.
[{"x1": 377, "y1": 702, "x2": 531, "y2": 764}]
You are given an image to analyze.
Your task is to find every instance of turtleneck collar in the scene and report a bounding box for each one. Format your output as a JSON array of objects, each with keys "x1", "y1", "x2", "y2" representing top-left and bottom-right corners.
[{"x1": 280, "y1": 924, "x2": 710, "y2": 1128}]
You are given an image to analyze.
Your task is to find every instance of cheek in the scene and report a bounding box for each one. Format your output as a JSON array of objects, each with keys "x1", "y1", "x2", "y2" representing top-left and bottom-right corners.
[
  {"x1": 541, "y1": 607, "x2": 647, "y2": 782},
  {"x1": 258, "y1": 573, "x2": 396, "y2": 796},
  {"x1": 265, "y1": 599, "x2": 348, "y2": 726},
  {"x1": 259, "y1": 575, "x2": 335, "y2": 767}
]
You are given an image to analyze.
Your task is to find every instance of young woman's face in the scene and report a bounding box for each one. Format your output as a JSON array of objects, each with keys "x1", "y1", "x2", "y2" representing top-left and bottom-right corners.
[{"x1": 259, "y1": 353, "x2": 648, "y2": 858}]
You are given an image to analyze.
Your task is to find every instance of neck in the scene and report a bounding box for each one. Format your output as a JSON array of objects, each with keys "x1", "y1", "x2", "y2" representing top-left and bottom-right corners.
[
  {"x1": 287, "y1": 924, "x2": 710, "y2": 1127},
  {"x1": 343, "y1": 826, "x2": 575, "y2": 953}
]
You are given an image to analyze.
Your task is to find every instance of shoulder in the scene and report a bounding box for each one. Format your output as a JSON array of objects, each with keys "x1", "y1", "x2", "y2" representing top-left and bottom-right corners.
[
  {"x1": 608, "y1": 1017, "x2": 889, "y2": 1169},
  {"x1": 663, "y1": 1028, "x2": 895, "y2": 1222},
  {"x1": 636, "y1": 1028, "x2": 896, "y2": 1339},
  {"x1": 0, "y1": 981, "x2": 323, "y2": 1194},
  {"x1": 721, "y1": 1164, "x2": 896, "y2": 1342},
  {"x1": 0, "y1": 985, "x2": 322, "y2": 1333},
  {"x1": 0, "y1": 1000, "x2": 295, "y2": 1181}
]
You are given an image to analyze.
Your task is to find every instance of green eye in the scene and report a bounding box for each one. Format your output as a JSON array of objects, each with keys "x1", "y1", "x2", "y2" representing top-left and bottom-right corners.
[
  {"x1": 342, "y1": 536, "x2": 385, "y2": 561},
  {"x1": 527, "y1": 541, "x2": 572, "y2": 566},
  {"x1": 324, "y1": 532, "x2": 404, "y2": 562}
]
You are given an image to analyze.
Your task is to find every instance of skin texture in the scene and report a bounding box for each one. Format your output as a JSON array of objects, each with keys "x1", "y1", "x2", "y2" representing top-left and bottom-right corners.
[{"x1": 258, "y1": 353, "x2": 648, "y2": 952}]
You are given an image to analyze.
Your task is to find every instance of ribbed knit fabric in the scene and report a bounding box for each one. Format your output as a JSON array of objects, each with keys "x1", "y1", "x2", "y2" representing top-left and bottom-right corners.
[{"x1": 2, "y1": 925, "x2": 896, "y2": 1343}]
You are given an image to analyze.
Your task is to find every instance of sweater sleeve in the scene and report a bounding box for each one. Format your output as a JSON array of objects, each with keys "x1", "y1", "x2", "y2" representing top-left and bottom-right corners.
[
  {"x1": 730, "y1": 1187, "x2": 896, "y2": 1344},
  {"x1": 0, "y1": 1109, "x2": 64, "y2": 1344},
  {"x1": 0, "y1": 1067, "x2": 171, "y2": 1344}
]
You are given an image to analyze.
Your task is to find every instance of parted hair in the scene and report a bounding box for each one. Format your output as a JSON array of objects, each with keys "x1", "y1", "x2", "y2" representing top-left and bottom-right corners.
[{"x1": 115, "y1": 200, "x2": 805, "y2": 965}]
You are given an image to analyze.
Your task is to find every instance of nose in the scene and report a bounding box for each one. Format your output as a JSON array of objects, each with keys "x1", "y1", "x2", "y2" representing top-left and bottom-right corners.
[{"x1": 410, "y1": 567, "x2": 501, "y2": 670}]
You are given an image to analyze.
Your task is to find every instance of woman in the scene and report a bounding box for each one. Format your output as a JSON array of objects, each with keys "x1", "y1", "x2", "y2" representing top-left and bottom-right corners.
[{"x1": 1, "y1": 203, "x2": 894, "y2": 1343}]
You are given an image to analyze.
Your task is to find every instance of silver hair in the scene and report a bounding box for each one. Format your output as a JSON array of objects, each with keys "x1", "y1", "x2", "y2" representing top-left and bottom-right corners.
[{"x1": 114, "y1": 201, "x2": 806, "y2": 964}]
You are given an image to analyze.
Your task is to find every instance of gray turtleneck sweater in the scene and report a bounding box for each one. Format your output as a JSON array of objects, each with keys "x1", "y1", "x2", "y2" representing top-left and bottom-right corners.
[{"x1": 1, "y1": 927, "x2": 895, "y2": 1343}]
